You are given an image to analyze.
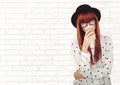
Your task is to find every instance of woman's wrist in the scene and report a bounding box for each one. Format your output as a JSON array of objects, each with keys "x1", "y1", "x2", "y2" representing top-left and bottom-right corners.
[
  {"x1": 82, "y1": 41, "x2": 89, "y2": 53},
  {"x1": 82, "y1": 47, "x2": 88, "y2": 53},
  {"x1": 82, "y1": 45, "x2": 88, "y2": 53}
]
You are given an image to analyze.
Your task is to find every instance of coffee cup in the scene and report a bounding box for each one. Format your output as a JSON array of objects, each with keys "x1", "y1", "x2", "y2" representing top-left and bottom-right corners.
[
  {"x1": 85, "y1": 26, "x2": 94, "y2": 32},
  {"x1": 85, "y1": 26, "x2": 96, "y2": 40}
]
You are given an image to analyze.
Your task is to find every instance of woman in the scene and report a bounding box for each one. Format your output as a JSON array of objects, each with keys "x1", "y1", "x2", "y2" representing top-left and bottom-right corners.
[{"x1": 71, "y1": 4, "x2": 113, "y2": 85}]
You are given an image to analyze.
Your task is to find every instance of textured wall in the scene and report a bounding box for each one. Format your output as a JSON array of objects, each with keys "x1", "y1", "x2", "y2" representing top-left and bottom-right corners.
[{"x1": 0, "y1": 0, "x2": 119, "y2": 85}]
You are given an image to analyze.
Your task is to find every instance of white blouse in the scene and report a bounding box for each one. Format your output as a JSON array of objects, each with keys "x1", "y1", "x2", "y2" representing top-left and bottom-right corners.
[{"x1": 71, "y1": 35, "x2": 113, "y2": 85}]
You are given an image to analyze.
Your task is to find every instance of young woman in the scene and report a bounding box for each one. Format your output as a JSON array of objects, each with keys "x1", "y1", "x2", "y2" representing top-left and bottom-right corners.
[{"x1": 71, "y1": 4, "x2": 113, "y2": 85}]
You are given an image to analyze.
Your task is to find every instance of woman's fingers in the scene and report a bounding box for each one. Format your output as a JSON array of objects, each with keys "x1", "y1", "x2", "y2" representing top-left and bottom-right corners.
[
  {"x1": 89, "y1": 34, "x2": 96, "y2": 39},
  {"x1": 88, "y1": 35, "x2": 96, "y2": 42},
  {"x1": 87, "y1": 32, "x2": 95, "y2": 39},
  {"x1": 74, "y1": 70, "x2": 83, "y2": 80},
  {"x1": 86, "y1": 30, "x2": 95, "y2": 38},
  {"x1": 86, "y1": 28, "x2": 93, "y2": 35}
]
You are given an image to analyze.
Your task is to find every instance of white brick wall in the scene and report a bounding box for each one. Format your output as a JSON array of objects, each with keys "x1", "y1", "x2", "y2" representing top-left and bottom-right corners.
[{"x1": 0, "y1": 0, "x2": 119, "y2": 85}]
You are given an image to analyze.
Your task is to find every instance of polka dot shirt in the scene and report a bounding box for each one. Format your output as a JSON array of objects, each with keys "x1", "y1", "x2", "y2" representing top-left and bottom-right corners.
[{"x1": 71, "y1": 35, "x2": 113, "y2": 85}]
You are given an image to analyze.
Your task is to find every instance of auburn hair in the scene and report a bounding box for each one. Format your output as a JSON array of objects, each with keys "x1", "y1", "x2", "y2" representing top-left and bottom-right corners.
[{"x1": 76, "y1": 12, "x2": 102, "y2": 66}]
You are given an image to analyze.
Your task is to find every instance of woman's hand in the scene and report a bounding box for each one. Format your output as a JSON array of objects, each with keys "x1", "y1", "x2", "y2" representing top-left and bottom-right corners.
[
  {"x1": 74, "y1": 69, "x2": 83, "y2": 80},
  {"x1": 82, "y1": 28, "x2": 96, "y2": 52}
]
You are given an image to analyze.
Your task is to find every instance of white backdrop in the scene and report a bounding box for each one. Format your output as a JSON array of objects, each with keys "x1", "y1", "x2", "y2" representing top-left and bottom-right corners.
[{"x1": 0, "y1": 0, "x2": 119, "y2": 85}]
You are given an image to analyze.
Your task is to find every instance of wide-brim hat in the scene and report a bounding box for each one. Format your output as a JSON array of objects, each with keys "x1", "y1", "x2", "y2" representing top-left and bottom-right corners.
[{"x1": 71, "y1": 4, "x2": 101, "y2": 28}]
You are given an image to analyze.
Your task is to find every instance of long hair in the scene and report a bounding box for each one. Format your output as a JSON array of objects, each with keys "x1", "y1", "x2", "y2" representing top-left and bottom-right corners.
[{"x1": 76, "y1": 12, "x2": 102, "y2": 66}]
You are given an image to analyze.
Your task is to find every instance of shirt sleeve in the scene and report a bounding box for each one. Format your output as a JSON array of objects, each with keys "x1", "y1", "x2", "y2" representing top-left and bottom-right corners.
[
  {"x1": 71, "y1": 40, "x2": 91, "y2": 78},
  {"x1": 71, "y1": 36, "x2": 113, "y2": 78},
  {"x1": 100, "y1": 36, "x2": 113, "y2": 77}
]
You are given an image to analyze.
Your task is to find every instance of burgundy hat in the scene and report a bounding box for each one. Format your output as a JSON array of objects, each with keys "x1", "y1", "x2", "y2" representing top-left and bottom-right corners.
[{"x1": 71, "y1": 4, "x2": 101, "y2": 28}]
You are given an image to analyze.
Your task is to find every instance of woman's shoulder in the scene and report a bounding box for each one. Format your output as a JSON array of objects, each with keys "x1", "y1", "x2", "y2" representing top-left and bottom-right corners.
[
  {"x1": 71, "y1": 37, "x2": 77, "y2": 45},
  {"x1": 100, "y1": 34, "x2": 112, "y2": 41},
  {"x1": 71, "y1": 40, "x2": 77, "y2": 49},
  {"x1": 100, "y1": 34, "x2": 113, "y2": 46}
]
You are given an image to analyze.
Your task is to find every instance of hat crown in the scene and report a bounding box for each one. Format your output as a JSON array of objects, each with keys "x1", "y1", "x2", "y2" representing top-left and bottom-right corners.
[{"x1": 76, "y1": 4, "x2": 91, "y2": 13}]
